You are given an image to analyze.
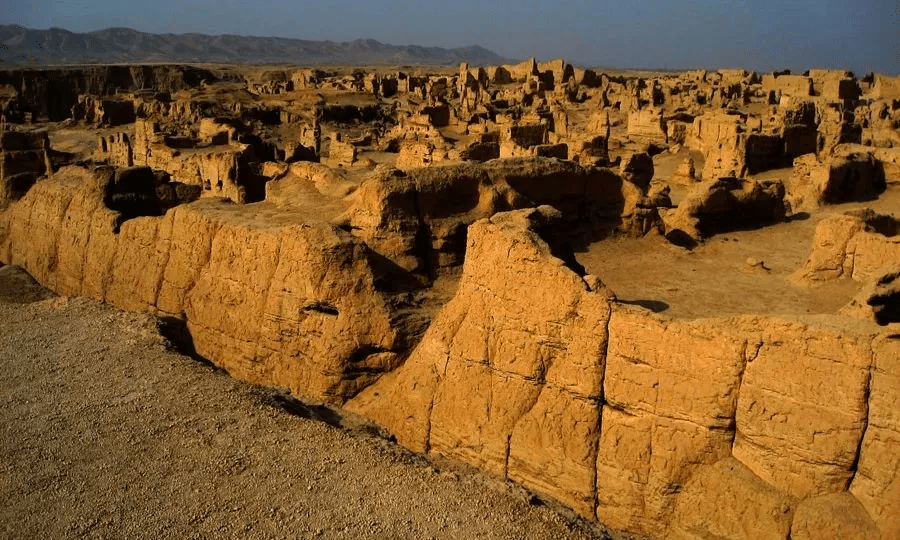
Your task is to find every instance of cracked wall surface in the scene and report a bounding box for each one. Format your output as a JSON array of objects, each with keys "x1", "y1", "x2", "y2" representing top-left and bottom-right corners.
[
  {"x1": 349, "y1": 205, "x2": 898, "y2": 539},
  {"x1": 0, "y1": 166, "x2": 407, "y2": 402}
]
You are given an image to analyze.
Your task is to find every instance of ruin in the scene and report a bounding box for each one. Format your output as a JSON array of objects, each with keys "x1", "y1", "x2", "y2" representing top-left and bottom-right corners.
[{"x1": 1, "y1": 60, "x2": 899, "y2": 539}]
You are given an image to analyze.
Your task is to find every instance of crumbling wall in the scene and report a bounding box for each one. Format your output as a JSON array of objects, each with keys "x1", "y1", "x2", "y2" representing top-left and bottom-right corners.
[
  {"x1": 626, "y1": 108, "x2": 667, "y2": 145},
  {"x1": 340, "y1": 157, "x2": 643, "y2": 274},
  {"x1": 788, "y1": 148, "x2": 887, "y2": 212},
  {"x1": 0, "y1": 166, "x2": 409, "y2": 403},
  {"x1": 98, "y1": 119, "x2": 263, "y2": 203},
  {"x1": 1, "y1": 146, "x2": 896, "y2": 540},
  {"x1": 0, "y1": 65, "x2": 214, "y2": 122},
  {"x1": 0, "y1": 129, "x2": 50, "y2": 208},
  {"x1": 71, "y1": 95, "x2": 136, "y2": 126},
  {"x1": 794, "y1": 210, "x2": 900, "y2": 284},
  {"x1": 349, "y1": 206, "x2": 895, "y2": 539},
  {"x1": 761, "y1": 74, "x2": 813, "y2": 98}
]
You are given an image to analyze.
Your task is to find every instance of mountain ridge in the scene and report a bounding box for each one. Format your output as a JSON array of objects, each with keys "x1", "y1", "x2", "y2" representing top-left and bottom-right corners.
[{"x1": 0, "y1": 25, "x2": 515, "y2": 67}]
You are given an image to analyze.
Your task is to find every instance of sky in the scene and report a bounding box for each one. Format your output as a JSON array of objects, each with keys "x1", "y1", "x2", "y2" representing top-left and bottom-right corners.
[{"x1": 2, "y1": 0, "x2": 898, "y2": 74}]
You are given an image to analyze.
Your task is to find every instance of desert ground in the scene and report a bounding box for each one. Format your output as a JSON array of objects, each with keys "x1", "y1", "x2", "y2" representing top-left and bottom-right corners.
[{"x1": 1, "y1": 60, "x2": 899, "y2": 538}]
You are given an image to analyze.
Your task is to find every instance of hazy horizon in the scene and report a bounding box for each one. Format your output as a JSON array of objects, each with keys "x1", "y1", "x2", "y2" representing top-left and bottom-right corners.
[{"x1": 3, "y1": 0, "x2": 898, "y2": 74}]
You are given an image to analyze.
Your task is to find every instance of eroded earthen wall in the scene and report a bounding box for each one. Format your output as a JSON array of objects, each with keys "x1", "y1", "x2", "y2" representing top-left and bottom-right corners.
[
  {"x1": 349, "y1": 206, "x2": 896, "y2": 538},
  {"x1": 1, "y1": 167, "x2": 896, "y2": 539}
]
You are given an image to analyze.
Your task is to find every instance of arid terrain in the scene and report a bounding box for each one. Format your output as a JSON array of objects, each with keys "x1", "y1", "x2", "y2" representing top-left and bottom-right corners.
[
  {"x1": 1, "y1": 59, "x2": 899, "y2": 539},
  {"x1": 0, "y1": 265, "x2": 616, "y2": 539}
]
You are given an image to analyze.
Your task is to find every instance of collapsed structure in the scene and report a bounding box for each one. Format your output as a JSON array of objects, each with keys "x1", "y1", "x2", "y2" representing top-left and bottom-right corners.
[{"x1": 1, "y1": 60, "x2": 899, "y2": 539}]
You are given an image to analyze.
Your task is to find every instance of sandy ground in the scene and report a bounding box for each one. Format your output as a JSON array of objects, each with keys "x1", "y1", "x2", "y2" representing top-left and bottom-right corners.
[
  {"x1": 579, "y1": 184, "x2": 900, "y2": 320},
  {"x1": 0, "y1": 266, "x2": 618, "y2": 540}
]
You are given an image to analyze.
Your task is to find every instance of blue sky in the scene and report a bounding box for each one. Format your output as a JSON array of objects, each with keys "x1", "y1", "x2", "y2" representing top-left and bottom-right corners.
[{"x1": 2, "y1": 0, "x2": 898, "y2": 74}]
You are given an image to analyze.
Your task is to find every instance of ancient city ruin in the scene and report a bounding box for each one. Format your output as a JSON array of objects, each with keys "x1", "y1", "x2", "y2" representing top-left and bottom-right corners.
[{"x1": 1, "y1": 59, "x2": 899, "y2": 538}]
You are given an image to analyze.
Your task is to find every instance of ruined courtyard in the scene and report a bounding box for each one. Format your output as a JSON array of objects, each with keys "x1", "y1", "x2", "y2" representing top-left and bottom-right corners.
[{"x1": 1, "y1": 60, "x2": 899, "y2": 539}]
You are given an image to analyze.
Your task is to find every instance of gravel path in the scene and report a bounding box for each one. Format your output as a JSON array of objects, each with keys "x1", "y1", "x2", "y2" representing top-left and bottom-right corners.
[{"x1": 0, "y1": 265, "x2": 616, "y2": 539}]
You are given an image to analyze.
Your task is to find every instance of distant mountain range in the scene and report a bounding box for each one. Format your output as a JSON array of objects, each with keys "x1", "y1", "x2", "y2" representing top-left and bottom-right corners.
[{"x1": 0, "y1": 25, "x2": 515, "y2": 67}]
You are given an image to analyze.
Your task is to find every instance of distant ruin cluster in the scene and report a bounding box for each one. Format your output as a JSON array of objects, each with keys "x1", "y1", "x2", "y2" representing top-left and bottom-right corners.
[{"x1": 0, "y1": 58, "x2": 899, "y2": 539}]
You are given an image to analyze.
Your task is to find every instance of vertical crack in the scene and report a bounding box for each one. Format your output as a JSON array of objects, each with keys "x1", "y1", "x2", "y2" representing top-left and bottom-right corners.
[
  {"x1": 151, "y1": 210, "x2": 176, "y2": 310},
  {"x1": 730, "y1": 338, "x2": 752, "y2": 447},
  {"x1": 48, "y1": 191, "x2": 76, "y2": 287},
  {"x1": 848, "y1": 343, "x2": 874, "y2": 488},
  {"x1": 424, "y1": 359, "x2": 443, "y2": 455},
  {"x1": 503, "y1": 433, "x2": 512, "y2": 479},
  {"x1": 592, "y1": 304, "x2": 612, "y2": 516},
  {"x1": 423, "y1": 396, "x2": 435, "y2": 455},
  {"x1": 251, "y1": 232, "x2": 284, "y2": 384}
]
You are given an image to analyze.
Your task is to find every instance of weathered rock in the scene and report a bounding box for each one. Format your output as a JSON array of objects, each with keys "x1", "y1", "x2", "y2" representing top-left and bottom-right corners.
[
  {"x1": 0, "y1": 171, "x2": 42, "y2": 208},
  {"x1": 871, "y1": 147, "x2": 900, "y2": 184},
  {"x1": 789, "y1": 150, "x2": 887, "y2": 212},
  {"x1": 627, "y1": 108, "x2": 667, "y2": 145},
  {"x1": 0, "y1": 165, "x2": 416, "y2": 404},
  {"x1": 684, "y1": 111, "x2": 788, "y2": 179},
  {"x1": 459, "y1": 140, "x2": 500, "y2": 163},
  {"x1": 618, "y1": 152, "x2": 654, "y2": 191},
  {"x1": 596, "y1": 308, "x2": 745, "y2": 534},
  {"x1": 871, "y1": 74, "x2": 900, "y2": 99},
  {"x1": 99, "y1": 119, "x2": 266, "y2": 203},
  {"x1": 569, "y1": 134, "x2": 609, "y2": 167},
  {"x1": 103, "y1": 166, "x2": 200, "y2": 221},
  {"x1": 777, "y1": 97, "x2": 819, "y2": 159},
  {"x1": 762, "y1": 73, "x2": 813, "y2": 98},
  {"x1": 0, "y1": 129, "x2": 50, "y2": 208},
  {"x1": 685, "y1": 111, "x2": 743, "y2": 156},
  {"x1": 0, "y1": 65, "x2": 215, "y2": 121},
  {"x1": 265, "y1": 161, "x2": 356, "y2": 203},
  {"x1": 96, "y1": 132, "x2": 134, "y2": 168},
  {"x1": 325, "y1": 138, "x2": 358, "y2": 168},
  {"x1": 499, "y1": 123, "x2": 549, "y2": 158},
  {"x1": 662, "y1": 177, "x2": 787, "y2": 248},
  {"x1": 817, "y1": 103, "x2": 862, "y2": 154},
  {"x1": 3, "y1": 61, "x2": 900, "y2": 540},
  {"x1": 841, "y1": 266, "x2": 900, "y2": 325},
  {"x1": 809, "y1": 69, "x2": 861, "y2": 100},
  {"x1": 668, "y1": 457, "x2": 797, "y2": 540},
  {"x1": 340, "y1": 157, "x2": 642, "y2": 274},
  {"x1": 669, "y1": 157, "x2": 697, "y2": 184},
  {"x1": 790, "y1": 492, "x2": 880, "y2": 540},
  {"x1": 349, "y1": 206, "x2": 612, "y2": 516},
  {"x1": 731, "y1": 317, "x2": 872, "y2": 499},
  {"x1": 71, "y1": 95, "x2": 136, "y2": 126},
  {"x1": 794, "y1": 210, "x2": 900, "y2": 283}
]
